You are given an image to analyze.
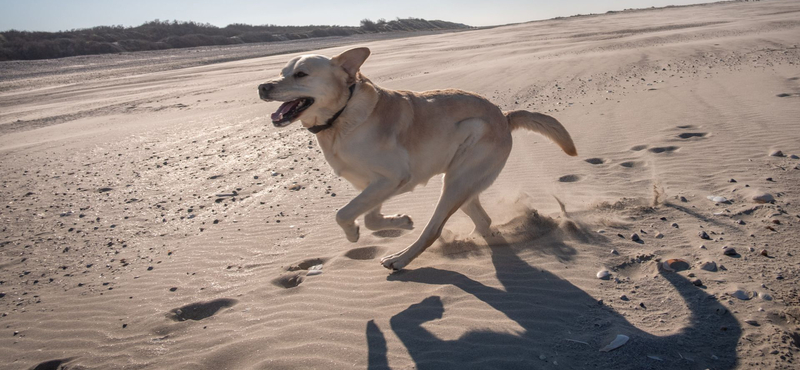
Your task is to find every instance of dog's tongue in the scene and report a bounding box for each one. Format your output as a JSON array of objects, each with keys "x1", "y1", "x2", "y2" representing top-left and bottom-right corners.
[{"x1": 271, "y1": 100, "x2": 301, "y2": 122}]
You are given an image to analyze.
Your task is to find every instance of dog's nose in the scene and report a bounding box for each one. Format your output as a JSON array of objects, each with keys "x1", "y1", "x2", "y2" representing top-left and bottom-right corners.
[{"x1": 258, "y1": 83, "x2": 273, "y2": 99}]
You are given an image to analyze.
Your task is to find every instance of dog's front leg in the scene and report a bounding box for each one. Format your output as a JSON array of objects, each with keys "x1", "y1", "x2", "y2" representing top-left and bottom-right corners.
[{"x1": 336, "y1": 177, "x2": 403, "y2": 243}]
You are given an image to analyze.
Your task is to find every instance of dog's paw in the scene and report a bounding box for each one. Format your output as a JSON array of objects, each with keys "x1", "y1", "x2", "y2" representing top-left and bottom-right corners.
[
  {"x1": 391, "y1": 214, "x2": 414, "y2": 230},
  {"x1": 380, "y1": 252, "x2": 409, "y2": 270},
  {"x1": 344, "y1": 224, "x2": 360, "y2": 243}
]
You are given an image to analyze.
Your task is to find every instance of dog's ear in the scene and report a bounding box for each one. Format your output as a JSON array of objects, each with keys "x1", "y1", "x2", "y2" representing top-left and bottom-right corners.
[{"x1": 332, "y1": 47, "x2": 370, "y2": 82}]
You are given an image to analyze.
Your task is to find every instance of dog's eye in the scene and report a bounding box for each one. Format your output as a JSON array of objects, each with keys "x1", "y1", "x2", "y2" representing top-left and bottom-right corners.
[{"x1": 294, "y1": 71, "x2": 308, "y2": 78}]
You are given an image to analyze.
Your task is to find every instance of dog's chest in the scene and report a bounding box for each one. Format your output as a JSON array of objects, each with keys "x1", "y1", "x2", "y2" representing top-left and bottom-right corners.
[{"x1": 317, "y1": 137, "x2": 370, "y2": 188}]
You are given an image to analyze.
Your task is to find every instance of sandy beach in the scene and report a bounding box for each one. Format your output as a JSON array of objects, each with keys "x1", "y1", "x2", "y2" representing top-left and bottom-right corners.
[{"x1": 1, "y1": 1, "x2": 799, "y2": 369}]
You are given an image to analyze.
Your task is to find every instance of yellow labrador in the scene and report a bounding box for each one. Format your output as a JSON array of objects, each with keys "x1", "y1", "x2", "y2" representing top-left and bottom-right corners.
[{"x1": 258, "y1": 47, "x2": 577, "y2": 270}]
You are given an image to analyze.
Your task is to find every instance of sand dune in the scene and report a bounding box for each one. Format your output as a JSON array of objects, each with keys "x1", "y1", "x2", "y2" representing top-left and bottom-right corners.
[{"x1": 1, "y1": 1, "x2": 800, "y2": 369}]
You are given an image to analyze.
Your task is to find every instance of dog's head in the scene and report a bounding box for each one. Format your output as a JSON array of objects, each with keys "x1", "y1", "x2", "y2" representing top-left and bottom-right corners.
[{"x1": 258, "y1": 47, "x2": 370, "y2": 128}]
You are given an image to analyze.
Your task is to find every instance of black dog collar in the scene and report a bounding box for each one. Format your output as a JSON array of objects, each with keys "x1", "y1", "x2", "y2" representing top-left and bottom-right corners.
[{"x1": 307, "y1": 84, "x2": 357, "y2": 134}]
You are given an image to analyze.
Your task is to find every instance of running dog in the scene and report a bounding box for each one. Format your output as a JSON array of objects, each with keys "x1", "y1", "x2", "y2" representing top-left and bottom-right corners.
[{"x1": 258, "y1": 47, "x2": 577, "y2": 270}]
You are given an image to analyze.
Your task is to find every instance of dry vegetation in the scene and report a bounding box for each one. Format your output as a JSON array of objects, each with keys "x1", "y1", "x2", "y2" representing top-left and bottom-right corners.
[{"x1": 0, "y1": 18, "x2": 470, "y2": 61}]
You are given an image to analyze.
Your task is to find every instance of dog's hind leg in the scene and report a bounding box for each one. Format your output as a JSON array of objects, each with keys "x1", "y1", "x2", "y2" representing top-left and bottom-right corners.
[
  {"x1": 364, "y1": 205, "x2": 414, "y2": 231},
  {"x1": 461, "y1": 196, "x2": 492, "y2": 237},
  {"x1": 380, "y1": 181, "x2": 469, "y2": 270},
  {"x1": 381, "y1": 139, "x2": 508, "y2": 270}
]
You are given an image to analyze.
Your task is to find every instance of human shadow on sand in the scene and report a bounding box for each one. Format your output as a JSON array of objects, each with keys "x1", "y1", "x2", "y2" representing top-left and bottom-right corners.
[{"x1": 366, "y1": 225, "x2": 741, "y2": 369}]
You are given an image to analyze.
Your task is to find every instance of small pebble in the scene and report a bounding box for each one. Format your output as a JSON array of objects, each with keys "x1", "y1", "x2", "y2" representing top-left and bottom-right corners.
[
  {"x1": 691, "y1": 279, "x2": 703, "y2": 286},
  {"x1": 744, "y1": 319, "x2": 759, "y2": 326},
  {"x1": 610, "y1": 249, "x2": 619, "y2": 255},
  {"x1": 630, "y1": 233, "x2": 640, "y2": 242},
  {"x1": 597, "y1": 270, "x2": 611, "y2": 280},
  {"x1": 699, "y1": 261, "x2": 717, "y2": 272},
  {"x1": 758, "y1": 292, "x2": 773, "y2": 301},
  {"x1": 729, "y1": 178, "x2": 737, "y2": 183},
  {"x1": 736, "y1": 219, "x2": 745, "y2": 225},
  {"x1": 731, "y1": 289, "x2": 751, "y2": 300},
  {"x1": 671, "y1": 222, "x2": 679, "y2": 228},
  {"x1": 723, "y1": 247, "x2": 737, "y2": 256},
  {"x1": 769, "y1": 150, "x2": 783, "y2": 157},
  {"x1": 662, "y1": 259, "x2": 690, "y2": 272},
  {"x1": 760, "y1": 249, "x2": 769, "y2": 257},
  {"x1": 699, "y1": 231, "x2": 710, "y2": 240},
  {"x1": 790, "y1": 154, "x2": 800, "y2": 159},
  {"x1": 679, "y1": 196, "x2": 688, "y2": 202},
  {"x1": 655, "y1": 232, "x2": 664, "y2": 239},
  {"x1": 707, "y1": 195, "x2": 729, "y2": 203},
  {"x1": 699, "y1": 244, "x2": 706, "y2": 249},
  {"x1": 620, "y1": 294, "x2": 629, "y2": 301}
]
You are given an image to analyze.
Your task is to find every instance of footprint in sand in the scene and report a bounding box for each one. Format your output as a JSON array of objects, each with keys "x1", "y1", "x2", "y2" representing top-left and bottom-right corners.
[
  {"x1": 776, "y1": 93, "x2": 798, "y2": 98},
  {"x1": 344, "y1": 246, "x2": 386, "y2": 260},
  {"x1": 31, "y1": 358, "x2": 74, "y2": 370},
  {"x1": 169, "y1": 298, "x2": 238, "y2": 321},
  {"x1": 286, "y1": 257, "x2": 326, "y2": 271},
  {"x1": 273, "y1": 257, "x2": 328, "y2": 289},
  {"x1": 677, "y1": 132, "x2": 708, "y2": 139},
  {"x1": 273, "y1": 273, "x2": 305, "y2": 289},
  {"x1": 558, "y1": 174, "x2": 582, "y2": 183},
  {"x1": 372, "y1": 229, "x2": 406, "y2": 238},
  {"x1": 619, "y1": 161, "x2": 644, "y2": 168},
  {"x1": 648, "y1": 146, "x2": 679, "y2": 154},
  {"x1": 630, "y1": 144, "x2": 649, "y2": 151},
  {"x1": 584, "y1": 158, "x2": 606, "y2": 165}
]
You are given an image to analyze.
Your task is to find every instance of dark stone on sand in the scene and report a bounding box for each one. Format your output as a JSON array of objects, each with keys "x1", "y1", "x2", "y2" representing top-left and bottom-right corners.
[
  {"x1": 169, "y1": 287, "x2": 178, "y2": 292},
  {"x1": 692, "y1": 279, "x2": 703, "y2": 286},
  {"x1": 723, "y1": 247, "x2": 737, "y2": 256},
  {"x1": 98, "y1": 187, "x2": 113, "y2": 193},
  {"x1": 699, "y1": 231, "x2": 711, "y2": 240}
]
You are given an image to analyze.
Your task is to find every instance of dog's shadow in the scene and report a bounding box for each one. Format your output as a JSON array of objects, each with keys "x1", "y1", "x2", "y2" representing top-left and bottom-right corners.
[{"x1": 367, "y1": 225, "x2": 741, "y2": 369}]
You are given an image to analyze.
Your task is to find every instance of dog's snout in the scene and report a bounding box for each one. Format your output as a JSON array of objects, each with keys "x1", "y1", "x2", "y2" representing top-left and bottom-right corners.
[{"x1": 258, "y1": 83, "x2": 273, "y2": 100}]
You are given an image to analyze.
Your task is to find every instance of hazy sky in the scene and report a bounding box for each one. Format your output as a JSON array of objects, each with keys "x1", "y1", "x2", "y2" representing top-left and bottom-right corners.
[{"x1": 1, "y1": 0, "x2": 719, "y2": 32}]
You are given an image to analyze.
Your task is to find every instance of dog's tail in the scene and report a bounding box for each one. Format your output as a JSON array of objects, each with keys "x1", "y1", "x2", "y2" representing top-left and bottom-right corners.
[{"x1": 504, "y1": 110, "x2": 577, "y2": 156}]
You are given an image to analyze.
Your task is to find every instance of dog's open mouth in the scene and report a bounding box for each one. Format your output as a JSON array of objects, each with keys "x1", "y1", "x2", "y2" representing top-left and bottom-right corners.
[{"x1": 271, "y1": 98, "x2": 314, "y2": 127}]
